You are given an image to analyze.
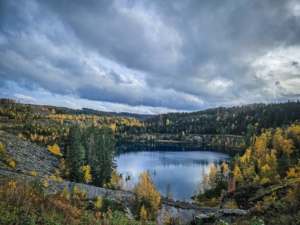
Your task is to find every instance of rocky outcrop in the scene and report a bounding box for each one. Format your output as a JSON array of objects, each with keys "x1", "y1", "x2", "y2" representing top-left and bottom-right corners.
[
  {"x1": 220, "y1": 180, "x2": 294, "y2": 210},
  {"x1": 0, "y1": 130, "x2": 133, "y2": 210},
  {"x1": 195, "y1": 209, "x2": 249, "y2": 225},
  {"x1": 0, "y1": 130, "x2": 60, "y2": 176}
]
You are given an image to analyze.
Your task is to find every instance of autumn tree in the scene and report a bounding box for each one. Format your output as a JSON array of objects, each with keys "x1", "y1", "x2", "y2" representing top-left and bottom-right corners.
[
  {"x1": 140, "y1": 205, "x2": 147, "y2": 224},
  {"x1": 132, "y1": 172, "x2": 160, "y2": 221},
  {"x1": 196, "y1": 162, "x2": 229, "y2": 200},
  {"x1": 81, "y1": 165, "x2": 92, "y2": 183},
  {"x1": 104, "y1": 169, "x2": 122, "y2": 190},
  {"x1": 0, "y1": 141, "x2": 4, "y2": 156},
  {"x1": 47, "y1": 143, "x2": 62, "y2": 156}
]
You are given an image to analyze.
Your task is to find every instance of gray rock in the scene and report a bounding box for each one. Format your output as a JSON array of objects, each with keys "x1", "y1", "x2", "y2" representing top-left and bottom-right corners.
[{"x1": 219, "y1": 209, "x2": 248, "y2": 215}]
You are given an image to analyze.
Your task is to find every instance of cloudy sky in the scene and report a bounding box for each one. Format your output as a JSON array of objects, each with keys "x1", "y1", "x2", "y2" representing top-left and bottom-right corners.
[{"x1": 0, "y1": 0, "x2": 300, "y2": 114}]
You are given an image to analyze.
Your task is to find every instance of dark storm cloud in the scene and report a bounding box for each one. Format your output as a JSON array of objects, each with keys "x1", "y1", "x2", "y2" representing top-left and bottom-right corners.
[{"x1": 0, "y1": 0, "x2": 300, "y2": 111}]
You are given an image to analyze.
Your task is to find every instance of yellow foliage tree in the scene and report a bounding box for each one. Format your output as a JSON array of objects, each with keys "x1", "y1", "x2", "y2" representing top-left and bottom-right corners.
[
  {"x1": 110, "y1": 123, "x2": 117, "y2": 132},
  {"x1": 200, "y1": 167, "x2": 210, "y2": 193},
  {"x1": 253, "y1": 132, "x2": 270, "y2": 168},
  {"x1": 273, "y1": 127, "x2": 294, "y2": 155},
  {"x1": 273, "y1": 128, "x2": 284, "y2": 152},
  {"x1": 166, "y1": 119, "x2": 170, "y2": 126},
  {"x1": 286, "y1": 124, "x2": 300, "y2": 144},
  {"x1": 105, "y1": 169, "x2": 121, "y2": 190},
  {"x1": 281, "y1": 139, "x2": 294, "y2": 155},
  {"x1": 208, "y1": 163, "x2": 217, "y2": 188},
  {"x1": 221, "y1": 162, "x2": 229, "y2": 177},
  {"x1": 82, "y1": 165, "x2": 92, "y2": 183},
  {"x1": 264, "y1": 149, "x2": 279, "y2": 180},
  {"x1": 94, "y1": 196, "x2": 103, "y2": 209},
  {"x1": 0, "y1": 141, "x2": 4, "y2": 156},
  {"x1": 286, "y1": 159, "x2": 300, "y2": 178},
  {"x1": 234, "y1": 166, "x2": 243, "y2": 184},
  {"x1": 140, "y1": 205, "x2": 147, "y2": 224},
  {"x1": 47, "y1": 143, "x2": 62, "y2": 156},
  {"x1": 132, "y1": 172, "x2": 160, "y2": 220},
  {"x1": 286, "y1": 168, "x2": 297, "y2": 178}
]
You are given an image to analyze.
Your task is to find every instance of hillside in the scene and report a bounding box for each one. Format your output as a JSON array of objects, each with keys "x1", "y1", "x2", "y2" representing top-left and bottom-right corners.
[
  {"x1": 2, "y1": 98, "x2": 300, "y2": 150},
  {"x1": 143, "y1": 101, "x2": 300, "y2": 136},
  {"x1": 0, "y1": 98, "x2": 144, "y2": 148},
  {"x1": 0, "y1": 130, "x2": 60, "y2": 177}
]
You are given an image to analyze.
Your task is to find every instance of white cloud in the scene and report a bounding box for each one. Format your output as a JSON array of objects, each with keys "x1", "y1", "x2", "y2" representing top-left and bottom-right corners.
[
  {"x1": 13, "y1": 94, "x2": 36, "y2": 102},
  {"x1": 1, "y1": 0, "x2": 300, "y2": 113},
  {"x1": 250, "y1": 45, "x2": 300, "y2": 101}
]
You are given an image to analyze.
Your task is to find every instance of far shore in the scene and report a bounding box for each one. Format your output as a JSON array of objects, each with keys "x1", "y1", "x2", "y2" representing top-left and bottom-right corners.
[{"x1": 155, "y1": 140, "x2": 183, "y2": 143}]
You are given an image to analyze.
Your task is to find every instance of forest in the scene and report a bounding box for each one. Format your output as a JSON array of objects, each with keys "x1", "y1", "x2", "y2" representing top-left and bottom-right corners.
[{"x1": 1, "y1": 98, "x2": 300, "y2": 224}]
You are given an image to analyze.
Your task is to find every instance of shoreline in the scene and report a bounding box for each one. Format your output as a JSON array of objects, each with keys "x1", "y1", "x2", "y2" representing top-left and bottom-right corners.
[{"x1": 117, "y1": 139, "x2": 245, "y2": 151}]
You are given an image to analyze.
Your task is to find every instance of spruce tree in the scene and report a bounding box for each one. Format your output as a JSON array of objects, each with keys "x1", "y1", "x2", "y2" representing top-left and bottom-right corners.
[
  {"x1": 64, "y1": 124, "x2": 86, "y2": 182},
  {"x1": 91, "y1": 125, "x2": 116, "y2": 186}
]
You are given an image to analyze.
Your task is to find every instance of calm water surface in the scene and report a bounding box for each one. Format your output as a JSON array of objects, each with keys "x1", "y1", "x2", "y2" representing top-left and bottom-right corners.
[{"x1": 116, "y1": 143, "x2": 236, "y2": 201}]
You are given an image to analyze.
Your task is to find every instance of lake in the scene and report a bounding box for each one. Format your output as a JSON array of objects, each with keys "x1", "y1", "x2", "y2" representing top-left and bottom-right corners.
[{"x1": 116, "y1": 143, "x2": 237, "y2": 201}]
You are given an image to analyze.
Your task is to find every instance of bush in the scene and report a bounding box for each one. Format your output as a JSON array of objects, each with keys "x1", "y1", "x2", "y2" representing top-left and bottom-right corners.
[
  {"x1": 223, "y1": 199, "x2": 238, "y2": 209},
  {"x1": 0, "y1": 177, "x2": 155, "y2": 225},
  {"x1": 30, "y1": 171, "x2": 37, "y2": 177},
  {"x1": 0, "y1": 142, "x2": 5, "y2": 155}
]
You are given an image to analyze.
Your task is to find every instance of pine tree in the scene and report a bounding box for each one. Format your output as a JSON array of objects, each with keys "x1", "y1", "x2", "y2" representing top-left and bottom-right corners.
[
  {"x1": 91, "y1": 125, "x2": 116, "y2": 186},
  {"x1": 64, "y1": 124, "x2": 85, "y2": 182},
  {"x1": 278, "y1": 153, "x2": 291, "y2": 178}
]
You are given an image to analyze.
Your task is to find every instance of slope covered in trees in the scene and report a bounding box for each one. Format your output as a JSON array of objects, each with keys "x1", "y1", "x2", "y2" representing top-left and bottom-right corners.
[
  {"x1": 0, "y1": 98, "x2": 163, "y2": 223},
  {"x1": 194, "y1": 122, "x2": 300, "y2": 224},
  {"x1": 0, "y1": 98, "x2": 144, "y2": 147},
  {"x1": 122, "y1": 101, "x2": 300, "y2": 140}
]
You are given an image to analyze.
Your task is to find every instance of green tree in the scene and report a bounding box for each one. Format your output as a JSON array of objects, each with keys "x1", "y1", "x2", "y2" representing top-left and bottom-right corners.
[
  {"x1": 64, "y1": 124, "x2": 85, "y2": 182},
  {"x1": 91, "y1": 125, "x2": 116, "y2": 186},
  {"x1": 278, "y1": 152, "x2": 291, "y2": 178}
]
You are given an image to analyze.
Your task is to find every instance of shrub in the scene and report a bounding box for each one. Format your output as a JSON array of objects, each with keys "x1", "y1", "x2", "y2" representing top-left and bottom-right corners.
[
  {"x1": 60, "y1": 188, "x2": 70, "y2": 199},
  {"x1": 223, "y1": 199, "x2": 238, "y2": 209},
  {"x1": 9, "y1": 161, "x2": 15, "y2": 168},
  {"x1": 47, "y1": 143, "x2": 62, "y2": 156},
  {"x1": 30, "y1": 171, "x2": 37, "y2": 177},
  {"x1": 5, "y1": 157, "x2": 16, "y2": 168},
  {"x1": 94, "y1": 196, "x2": 103, "y2": 209},
  {"x1": 43, "y1": 181, "x2": 48, "y2": 188},
  {"x1": 0, "y1": 142, "x2": 4, "y2": 155},
  {"x1": 50, "y1": 175, "x2": 57, "y2": 180}
]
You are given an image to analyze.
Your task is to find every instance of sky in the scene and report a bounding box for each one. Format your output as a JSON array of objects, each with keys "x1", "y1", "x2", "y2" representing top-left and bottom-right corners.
[{"x1": 0, "y1": 0, "x2": 300, "y2": 114}]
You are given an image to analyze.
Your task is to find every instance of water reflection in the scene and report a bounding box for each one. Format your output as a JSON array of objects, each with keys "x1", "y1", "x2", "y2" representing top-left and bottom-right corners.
[{"x1": 116, "y1": 143, "x2": 238, "y2": 201}]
